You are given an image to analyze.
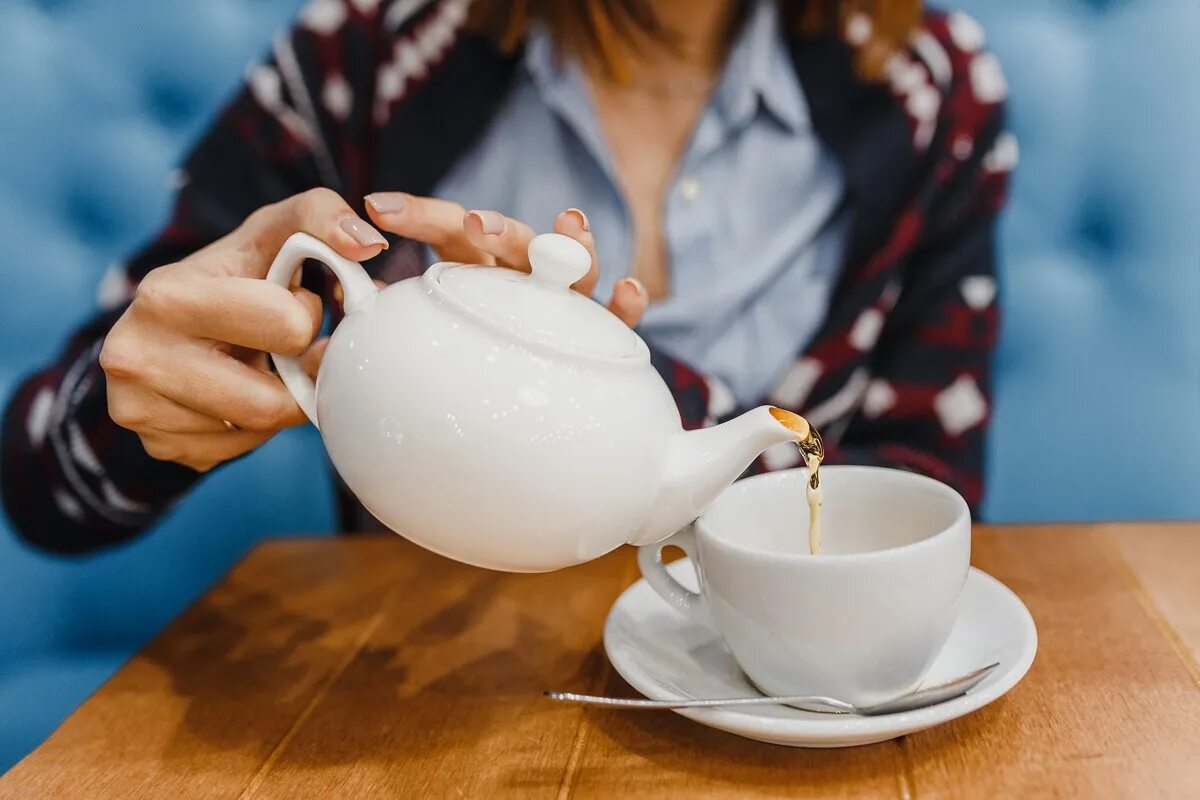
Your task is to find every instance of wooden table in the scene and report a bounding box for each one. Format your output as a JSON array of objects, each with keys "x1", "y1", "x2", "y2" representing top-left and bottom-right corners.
[{"x1": 3, "y1": 523, "x2": 1198, "y2": 798}]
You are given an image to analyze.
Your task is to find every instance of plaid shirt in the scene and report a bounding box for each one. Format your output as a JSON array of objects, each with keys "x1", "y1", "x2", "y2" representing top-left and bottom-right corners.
[{"x1": 2, "y1": 0, "x2": 1012, "y2": 553}]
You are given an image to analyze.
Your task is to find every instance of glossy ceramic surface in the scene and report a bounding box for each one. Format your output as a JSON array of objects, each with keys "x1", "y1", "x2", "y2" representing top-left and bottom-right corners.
[
  {"x1": 607, "y1": 560, "x2": 1037, "y2": 747},
  {"x1": 639, "y1": 467, "x2": 972, "y2": 705},
  {"x1": 266, "y1": 233, "x2": 802, "y2": 572}
]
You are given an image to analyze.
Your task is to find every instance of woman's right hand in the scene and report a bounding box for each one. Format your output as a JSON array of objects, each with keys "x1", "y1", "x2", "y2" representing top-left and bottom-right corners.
[{"x1": 99, "y1": 189, "x2": 388, "y2": 472}]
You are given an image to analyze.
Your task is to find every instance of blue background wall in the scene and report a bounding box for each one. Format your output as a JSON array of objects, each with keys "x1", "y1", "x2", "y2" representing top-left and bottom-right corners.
[
  {"x1": 954, "y1": 0, "x2": 1200, "y2": 523},
  {"x1": 0, "y1": 0, "x2": 332, "y2": 771},
  {"x1": 1, "y1": 0, "x2": 1197, "y2": 773}
]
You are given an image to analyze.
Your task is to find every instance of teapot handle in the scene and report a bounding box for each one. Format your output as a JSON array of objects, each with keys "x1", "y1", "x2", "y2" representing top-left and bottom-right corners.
[{"x1": 264, "y1": 232, "x2": 378, "y2": 429}]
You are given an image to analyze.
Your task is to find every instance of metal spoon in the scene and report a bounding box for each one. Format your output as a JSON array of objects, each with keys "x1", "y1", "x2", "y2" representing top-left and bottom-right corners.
[{"x1": 545, "y1": 662, "x2": 999, "y2": 716}]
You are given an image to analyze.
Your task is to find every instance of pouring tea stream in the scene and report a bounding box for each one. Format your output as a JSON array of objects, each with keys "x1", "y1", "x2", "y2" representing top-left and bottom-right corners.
[{"x1": 264, "y1": 232, "x2": 820, "y2": 572}]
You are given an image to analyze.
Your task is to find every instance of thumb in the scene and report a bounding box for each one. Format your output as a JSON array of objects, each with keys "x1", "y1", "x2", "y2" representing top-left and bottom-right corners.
[
  {"x1": 299, "y1": 336, "x2": 330, "y2": 379},
  {"x1": 223, "y1": 188, "x2": 389, "y2": 277}
]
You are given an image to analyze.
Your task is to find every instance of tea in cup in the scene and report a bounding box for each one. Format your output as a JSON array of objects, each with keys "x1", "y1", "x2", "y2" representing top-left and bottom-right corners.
[{"x1": 637, "y1": 466, "x2": 971, "y2": 707}]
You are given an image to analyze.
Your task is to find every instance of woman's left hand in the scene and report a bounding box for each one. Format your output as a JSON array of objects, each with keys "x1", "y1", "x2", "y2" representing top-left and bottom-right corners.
[{"x1": 363, "y1": 192, "x2": 648, "y2": 328}]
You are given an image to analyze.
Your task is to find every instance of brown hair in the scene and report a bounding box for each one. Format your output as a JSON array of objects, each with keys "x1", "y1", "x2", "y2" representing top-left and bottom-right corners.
[{"x1": 470, "y1": 1, "x2": 923, "y2": 81}]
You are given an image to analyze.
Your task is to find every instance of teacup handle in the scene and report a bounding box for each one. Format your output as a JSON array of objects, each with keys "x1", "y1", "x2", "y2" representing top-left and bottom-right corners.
[
  {"x1": 264, "y1": 232, "x2": 379, "y2": 429},
  {"x1": 636, "y1": 526, "x2": 714, "y2": 629}
]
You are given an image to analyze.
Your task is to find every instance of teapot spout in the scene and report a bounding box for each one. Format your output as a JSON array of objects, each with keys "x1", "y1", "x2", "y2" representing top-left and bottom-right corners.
[{"x1": 628, "y1": 406, "x2": 812, "y2": 546}]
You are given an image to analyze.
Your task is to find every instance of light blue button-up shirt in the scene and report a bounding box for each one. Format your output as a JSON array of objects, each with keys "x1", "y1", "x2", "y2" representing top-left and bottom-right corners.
[{"x1": 433, "y1": 0, "x2": 849, "y2": 406}]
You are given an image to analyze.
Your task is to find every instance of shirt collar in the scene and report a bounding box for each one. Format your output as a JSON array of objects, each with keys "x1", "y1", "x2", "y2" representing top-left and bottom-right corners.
[
  {"x1": 523, "y1": 23, "x2": 618, "y2": 180},
  {"x1": 524, "y1": 21, "x2": 563, "y2": 91},
  {"x1": 524, "y1": 0, "x2": 810, "y2": 135},
  {"x1": 713, "y1": 0, "x2": 808, "y2": 133}
]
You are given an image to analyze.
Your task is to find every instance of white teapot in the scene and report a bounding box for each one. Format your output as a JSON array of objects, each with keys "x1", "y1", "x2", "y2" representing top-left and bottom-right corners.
[{"x1": 266, "y1": 232, "x2": 812, "y2": 572}]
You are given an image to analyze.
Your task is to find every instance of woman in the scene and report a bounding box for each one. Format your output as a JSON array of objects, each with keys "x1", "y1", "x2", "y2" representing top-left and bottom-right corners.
[{"x1": 2, "y1": 0, "x2": 1011, "y2": 553}]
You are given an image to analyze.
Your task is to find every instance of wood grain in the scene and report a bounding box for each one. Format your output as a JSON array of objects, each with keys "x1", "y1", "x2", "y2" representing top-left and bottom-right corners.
[
  {"x1": 0, "y1": 539, "x2": 406, "y2": 799},
  {"x1": 902, "y1": 528, "x2": 1200, "y2": 800},
  {"x1": 566, "y1": 668, "x2": 909, "y2": 800},
  {"x1": 1104, "y1": 523, "x2": 1200, "y2": 677},
  {"x1": 239, "y1": 539, "x2": 636, "y2": 799},
  {"x1": 1, "y1": 524, "x2": 1197, "y2": 799}
]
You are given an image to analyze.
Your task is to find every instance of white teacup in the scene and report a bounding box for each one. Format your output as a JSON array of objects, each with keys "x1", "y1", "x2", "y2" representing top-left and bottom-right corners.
[{"x1": 637, "y1": 466, "x2": 971, "y2": 707}]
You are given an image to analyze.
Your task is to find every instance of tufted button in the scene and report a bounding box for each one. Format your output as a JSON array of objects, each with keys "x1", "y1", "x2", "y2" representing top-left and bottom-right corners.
[
  {"x1": 145, "y1": 79, "x2": 199, "y2": 128},
  {"x1": 31, "y1": 0, "x2": 73, "y2": 11},
  {"x1": 65, "y1": 186, "x2": 118, "y2": 244},
  {"x1": 1075, "y1": 197, "x2": 1120, "y2": 255}
]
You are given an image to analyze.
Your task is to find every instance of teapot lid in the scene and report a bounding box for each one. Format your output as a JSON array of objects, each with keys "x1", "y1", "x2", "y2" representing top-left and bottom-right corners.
[{"x1": 430, "y1": 234, "x2": 647, "y2": 364}]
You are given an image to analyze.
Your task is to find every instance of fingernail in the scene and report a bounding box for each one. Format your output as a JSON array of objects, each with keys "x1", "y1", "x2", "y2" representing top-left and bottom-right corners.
[
  {"x1": 365, "y1": 192, "x2": 407, "y2": 214},
  {"x1": 339, "y1": 216, "x2": 387, "y2": 248},
  {"x1": 565, "y1": 208, "x2": 590, "y2": 231},
  {"x1": 468, "y1": 209, "x2": 506, "y2": 235},
  {"x1": 622, "y1": 277, "x2": 646, "y2": 297}
]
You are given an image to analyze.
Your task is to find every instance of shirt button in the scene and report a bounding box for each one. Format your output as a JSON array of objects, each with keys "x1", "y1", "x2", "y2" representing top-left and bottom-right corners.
[{"x1": 678, "y1": 177, "x2": 701, "y2": 203}]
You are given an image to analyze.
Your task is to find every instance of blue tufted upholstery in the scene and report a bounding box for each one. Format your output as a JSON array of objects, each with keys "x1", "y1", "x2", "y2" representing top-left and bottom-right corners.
[
  {"x1": 951, "y1": 0, "x2": 1200, "y2": 521},
  {"x1": 0, "y1": 0, "x2": 1196, "y2": 772},
  {"x1": 0, "y1": 0, "x2": 328, "y2": 772}
]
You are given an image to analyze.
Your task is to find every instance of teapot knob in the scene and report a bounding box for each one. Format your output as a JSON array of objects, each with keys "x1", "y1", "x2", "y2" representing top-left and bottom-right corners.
[{"x1": 528, "y1": 233, "x2": 591, "y2": 289}]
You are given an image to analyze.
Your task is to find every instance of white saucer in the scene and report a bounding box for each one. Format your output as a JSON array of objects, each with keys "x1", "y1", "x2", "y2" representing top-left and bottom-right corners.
[{"x1": 603, "y1": 561, "x2": 1037, "y2": 748}]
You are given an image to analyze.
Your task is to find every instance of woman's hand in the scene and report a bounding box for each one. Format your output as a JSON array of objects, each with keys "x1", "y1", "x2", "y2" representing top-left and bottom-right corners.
[
  {"x1": 303, "y1": 194, "x2": 648, "y2": 389},
  {"x1": 100, "y1": 188, "x2": 388, "y2": 472},
  {"x1": 101, "y1": 187, "x2": 644, "y2": 474},
  {"x1": 364, "y1": 192, "x2": 648, "y2": 327}
]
